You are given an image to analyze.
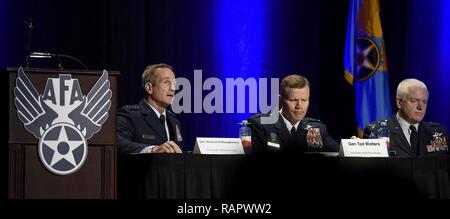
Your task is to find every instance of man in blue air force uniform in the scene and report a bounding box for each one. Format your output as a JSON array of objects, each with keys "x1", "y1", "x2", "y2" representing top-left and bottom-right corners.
[
  {"x1": 248, "y1": 75, "x2": 339, "y2": 153},
  {"x1": 117, "y1": 63, "x2": 183, "y2": 154},
  {"x1": 364, "y1": 78, "x2": 448, "y2": 157}
]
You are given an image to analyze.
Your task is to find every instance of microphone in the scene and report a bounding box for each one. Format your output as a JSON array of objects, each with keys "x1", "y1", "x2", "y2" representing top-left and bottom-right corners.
[
  {"x1": 24, "y1": 17, "x2": 33, "y2": 68},
  {"x1": 23, "y1": 18, "x2": 33, "y2": 29},
  {"x1": 28, "y1": 52, "x2": 89, "y2": 70}
]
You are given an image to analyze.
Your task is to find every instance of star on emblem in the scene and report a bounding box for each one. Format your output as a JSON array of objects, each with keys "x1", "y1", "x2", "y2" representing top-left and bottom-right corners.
[
  {"x1": 39, "y1": 123, "x2": 87, "y2": 175},
  {"x1": 43, "y1": 124, "x2": 84, "y2": 167}
]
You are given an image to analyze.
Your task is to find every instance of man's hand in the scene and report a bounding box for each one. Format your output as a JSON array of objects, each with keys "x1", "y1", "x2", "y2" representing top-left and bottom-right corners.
[{"x1": 151, "y1": 141, "x2": 183, "y2": 153}]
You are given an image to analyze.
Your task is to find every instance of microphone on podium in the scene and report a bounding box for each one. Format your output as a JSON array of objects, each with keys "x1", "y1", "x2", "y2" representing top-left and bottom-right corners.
[
  {"x1": 23, "y1": 17, "x2": 33, "y2": 29},
  {"x1": 22, "y1": 17, "x2": 89, "y2": 70},
  {"x1": 23, "y1": 17, "x2": 33, "y2": 68}
]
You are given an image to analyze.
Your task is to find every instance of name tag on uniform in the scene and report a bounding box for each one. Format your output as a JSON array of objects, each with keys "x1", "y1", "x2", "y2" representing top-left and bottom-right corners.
[
  {"x1": 267, "y1": 132, "x2": 280, "y2": 148},
  {"x1": 142, "y1": 134, "x2": 156, "y2": 140},
  {"x1": 268, "y1": 142, "x2": 280, "y2": 148}
]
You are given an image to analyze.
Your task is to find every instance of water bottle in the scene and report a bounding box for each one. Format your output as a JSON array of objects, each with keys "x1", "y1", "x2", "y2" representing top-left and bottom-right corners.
[
  {"x1": 239, "y1": 120, "x2": 252, "y2": 154},
  {"x1": 377, "y1": 121, "x2": 390, "y2": 149}
]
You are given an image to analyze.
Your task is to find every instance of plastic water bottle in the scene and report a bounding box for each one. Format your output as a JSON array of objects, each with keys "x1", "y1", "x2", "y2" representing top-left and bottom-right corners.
[
  {"x1": 377, "y1": 121, "x2": 390, "y2": 149},
  {"x1": 239, "y1": 120, "x2": 252, "y2": 154}
]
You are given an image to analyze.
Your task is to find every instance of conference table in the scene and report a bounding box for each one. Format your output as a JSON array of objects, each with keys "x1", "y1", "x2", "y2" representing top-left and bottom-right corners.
[{"x1": 118, "y1": 153, "x2": 450, "y2": 199}]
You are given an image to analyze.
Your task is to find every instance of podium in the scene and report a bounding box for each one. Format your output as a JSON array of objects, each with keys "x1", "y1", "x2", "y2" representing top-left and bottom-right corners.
[{"x1": 6, "y1": 67, "x2": 118, "y2": 199}]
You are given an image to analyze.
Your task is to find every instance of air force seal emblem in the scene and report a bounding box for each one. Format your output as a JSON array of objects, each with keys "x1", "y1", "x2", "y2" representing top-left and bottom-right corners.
[{"x1": 14, "y1": 67, "x2": 111, "y2": 175}]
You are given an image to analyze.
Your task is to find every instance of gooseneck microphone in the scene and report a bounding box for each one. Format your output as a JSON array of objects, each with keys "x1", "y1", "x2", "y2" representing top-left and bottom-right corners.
[
  {"x1": 23, "y1": 17, "x2": 89, "y2": 70},
  {"x1": 28, "y1": 52, "x2": 89, "y2": 70},
  {"x1": 23, "y1": 17, "x2": 33, "y2": 68}
]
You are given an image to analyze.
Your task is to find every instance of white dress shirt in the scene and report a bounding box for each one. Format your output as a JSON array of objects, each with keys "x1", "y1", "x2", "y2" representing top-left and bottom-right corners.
[
  {"x1": 280, "y1": 109, "x2": 301, "y2": 133},
  {"x1": 396, "y1": 112, "x2": 419, "y2": 147}
]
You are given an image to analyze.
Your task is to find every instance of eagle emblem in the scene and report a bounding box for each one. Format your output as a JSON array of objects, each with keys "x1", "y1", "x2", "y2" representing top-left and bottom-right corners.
[{"x1": 14, "y1": 67, "x2": 111, "y2": 175}]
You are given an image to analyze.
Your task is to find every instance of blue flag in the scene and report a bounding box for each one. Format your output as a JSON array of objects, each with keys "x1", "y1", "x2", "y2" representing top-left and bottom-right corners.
[{"x1": 344, "y1": 0, "x2": 392, "y2": 137}]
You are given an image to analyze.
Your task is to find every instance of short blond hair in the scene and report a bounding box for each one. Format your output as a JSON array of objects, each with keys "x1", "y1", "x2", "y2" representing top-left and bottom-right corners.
[
  {"x1": 141, "y1": 63, "x2": 173, "y2": 88},
  {"x1": 396, "y1": 78, "x2": 428, "y2": 100},
  {"x1": 280, "y1": 74, "x2": 310, "y2": 97}
]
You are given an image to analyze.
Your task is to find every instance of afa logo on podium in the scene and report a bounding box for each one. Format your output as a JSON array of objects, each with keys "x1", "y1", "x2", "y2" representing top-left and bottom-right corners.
[{"x1": 13, "y1": 67, "x2": 111, "y2": 175}]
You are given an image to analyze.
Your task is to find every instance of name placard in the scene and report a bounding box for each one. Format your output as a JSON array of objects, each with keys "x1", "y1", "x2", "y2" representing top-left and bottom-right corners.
[
  {"x1": 339, "y1": 139, "x2": 389, "y2": 157},
  {"x1": 193, "y1": 137, "x2": 245, "y2": 154}
]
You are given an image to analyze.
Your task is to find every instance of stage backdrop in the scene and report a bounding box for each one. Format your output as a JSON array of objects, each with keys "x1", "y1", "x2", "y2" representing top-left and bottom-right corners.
[{"x1": 2, "y1": 0, "x2": 449, "y2": 152}]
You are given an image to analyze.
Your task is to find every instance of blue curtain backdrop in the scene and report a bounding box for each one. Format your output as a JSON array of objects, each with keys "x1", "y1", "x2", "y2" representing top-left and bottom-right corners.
[
  {"x1": 1, "y1": 0, "x2": 449, "y2": 152},
  {"x1": 401, "y1": 0, "x2": 450, "y2": 130}
]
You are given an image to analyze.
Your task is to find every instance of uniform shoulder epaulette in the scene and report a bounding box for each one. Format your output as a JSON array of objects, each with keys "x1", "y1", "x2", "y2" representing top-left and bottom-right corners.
[
  {"x1": 425, "y1": 121, "x2": 448, "y2": 131},
  {"x1": 250, "y1": 113, "x2": 271, "y2": 119},
  {"x1": 427, "y1": 121, "x2": 443, "y2": 126},
  {"x1": 365, "y1": 119, "x2": 390, "y2": 130},
  {"x1": 123, "y1": 104, "x2": 141, "y2": 111},
  {"x1": 304, "y1": 117, "x2": 323, "y2": 124},
  {"x1": 250, "y1": 113, "x2": 271, "y2": 121},
  {"x1": 166, "y1": 109, "x2": 177, "y2": 117},
  {"x1": 368, "y1": 119, "x2": 388, "y2": 126},
  {"x1": 365, "y1": 121, "x2": 379, "y2": 130}
]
